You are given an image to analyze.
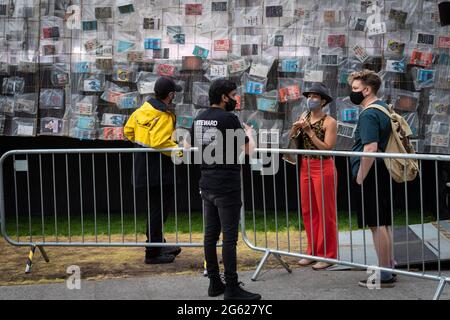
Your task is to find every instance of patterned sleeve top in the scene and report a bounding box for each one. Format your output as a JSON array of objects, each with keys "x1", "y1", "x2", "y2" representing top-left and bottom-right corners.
[{"x1": 299, "y1": 112, "x2": 330, "y2": 159}]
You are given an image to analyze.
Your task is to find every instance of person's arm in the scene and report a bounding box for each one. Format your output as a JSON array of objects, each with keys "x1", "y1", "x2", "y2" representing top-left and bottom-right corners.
[
  {"x1": 356, "y1": 112, "x2": 380, "y2": 185},
  {"x1": 357, "y1": 142, "x2": 378, "y2": 185},
  {"x1": 149, "y1": 113, "x2": 178, "y2": 149}
]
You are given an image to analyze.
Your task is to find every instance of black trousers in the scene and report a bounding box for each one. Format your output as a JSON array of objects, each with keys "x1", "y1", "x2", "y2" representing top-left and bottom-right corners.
[
  {"x1": 136, "y1": 185, "x2": 174, "y2": 257},
  {"x1": 202, "y1": 189, "x2": 242, "y2": 285}
]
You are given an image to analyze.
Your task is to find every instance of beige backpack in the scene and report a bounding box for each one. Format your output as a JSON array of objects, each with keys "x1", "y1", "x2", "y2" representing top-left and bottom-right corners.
[{"x1": 364, "y1": 104, "x2": 419, "y2": 183}]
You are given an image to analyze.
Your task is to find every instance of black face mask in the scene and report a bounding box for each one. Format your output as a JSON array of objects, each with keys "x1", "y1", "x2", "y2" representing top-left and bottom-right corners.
[
  {"x1": 350, "y1": 90, "x2": 366, "y2": 105},
  {"x1": 169, "y1": 92, "x2": 176, "y2": 105},
  {"x1": 225, "y1": 95, "x2": 237, "y2": 112}
]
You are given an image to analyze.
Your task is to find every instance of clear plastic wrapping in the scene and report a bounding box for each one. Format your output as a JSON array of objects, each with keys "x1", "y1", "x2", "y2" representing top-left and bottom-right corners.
[
  {"x1": 112, "y1": 63, "x2": 138, "y2": 83},
  {"x1": 278, "y1": 79, "x2": 302, "y2": 103},
  {"x1": 99, "y1": 127, "x2": 125, "y2": 141},
  {"x1": 0, "y1": 114, "x2": 4, "y2": 135},
  {"x1": 12, "y1": 117, "x2": 37, "y2": 137},
  {"x1": 80, "y1": 73, "x2": 106, "y2": 93},
  {"x1": 192, "y1": 82, "x2": 210, "y2": 108},
  {"x1": 40, "y1": 117, "x2": 64, "y2": 135},
  {"x1": 0, "y1": 96, "x2": 14, "y2": 116},
  {"x1": 336, "y1": 97, "x2": 359, "y2": 124},
  {"x1": 73, "y1": 95, "x2": 98, "y2": 116},
  {"x1": 2, "y1": 77, "x2": 25, "y2": 95},
  {"x1": 101, "y1": 81, "x2": 130, "y2": 104},
  {"x1": 15, "y1": 93, "x2": 37, "y2": 115},
  {"x1": 39, "y1": 89, "x2": 64, "y2": 110},
  {"x1": 117, "y1": 92, "x2": 140, "y2": 110},
  {"x1": 51, "y1": 63, "x2": 70, "y2": 87},
  {"x1": 388, "y1": 89, "x2": 421, "y2": 113},
  {"x1": 101, "y1": 113, "x2": 128, "y2": 127},
  {"x1": 242, "y1": 73, "x2": 267, "y2": 95},
  {"x1": 428, "y1": 90, "x2": 450, "y2": 116},
  {"x1": 175, "y1": 104, "x2": 195, "y2": 129},
  {"x1": 412, "y1": 67, "x2": 436, "y2": 90},
  {"x1": 256, "y1": 90, "x2": 279, "y2": 113},
  {"x1": 424, "y1": 114, "x2": 450, "y2": 153},
  {"x1": 137, "y1": 72, "x2": 158, "y2": 95},
  {"x1": 0, "y1": 0, "x2": 445, "y2": 150}
]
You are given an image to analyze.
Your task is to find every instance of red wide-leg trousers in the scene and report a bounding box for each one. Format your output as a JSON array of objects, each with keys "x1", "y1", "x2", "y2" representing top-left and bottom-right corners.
[{"x1": 300, "y1": 158, "x2": 338, "y2": 259}]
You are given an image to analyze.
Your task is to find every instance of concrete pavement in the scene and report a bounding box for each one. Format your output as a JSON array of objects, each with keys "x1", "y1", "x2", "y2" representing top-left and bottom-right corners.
[{"x1": 0, "y1": 268, "x2": 448, "y2": 300}]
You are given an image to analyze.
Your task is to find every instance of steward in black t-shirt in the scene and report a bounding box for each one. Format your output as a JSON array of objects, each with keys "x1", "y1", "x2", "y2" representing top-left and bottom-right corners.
[
  {"x1": 186, "y1": 79, "x2": 261, "y2": 300},
  {"x1": 190, "y1": 107, "x2": 249, "y2": 193}
]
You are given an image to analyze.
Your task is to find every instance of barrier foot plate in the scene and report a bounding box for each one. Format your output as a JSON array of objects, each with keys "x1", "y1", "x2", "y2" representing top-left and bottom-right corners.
[
  {"x1": 433, "y1": 278, "x2": 447, "y2": 300},
  {"x1": 251, "y1": 250, "x2": 271, "y2": 282}
]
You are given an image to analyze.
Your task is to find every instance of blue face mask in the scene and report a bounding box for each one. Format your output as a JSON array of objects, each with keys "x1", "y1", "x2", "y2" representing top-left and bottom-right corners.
[{"x1": 307, "y1": 98, "x2": 322, "y2": 110}]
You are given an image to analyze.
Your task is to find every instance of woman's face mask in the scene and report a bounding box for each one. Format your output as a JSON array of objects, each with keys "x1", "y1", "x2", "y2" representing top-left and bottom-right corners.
[{"x1": 307, "y1": 98, "x2": 322, "y2": 110}]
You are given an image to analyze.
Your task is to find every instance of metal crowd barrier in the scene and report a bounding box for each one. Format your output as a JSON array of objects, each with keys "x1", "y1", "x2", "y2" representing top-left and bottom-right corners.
[
  {"x1": 0, "y1": 147, "x2": 209, "y2": 273},
  {"x1": 241, "y1": 148, "x2": 450, "y2": 300},
  {"x1": 1, "y1": 147, "x2": 450, "y2": 300}
]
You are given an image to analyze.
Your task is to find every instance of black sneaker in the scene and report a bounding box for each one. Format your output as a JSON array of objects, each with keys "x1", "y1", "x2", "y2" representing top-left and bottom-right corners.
[
  {"x1": 161, "y1": 246, "x2": 182, "y2": 257},
  {"x1": 392, "y1": 273, "x2": 398, "y2": 282},
  {"x1": 224, "y1": 282, "x2": 262, "y2": 301},
  {"x1": 358, "y1": 276, "x2": 396, "y2": 289},
  {"x1": 145, "y1": 253, "x2": 175, "y2": 265},
  {"x1": 208, "y1": 275, "x2": 226, "y2": 297}
]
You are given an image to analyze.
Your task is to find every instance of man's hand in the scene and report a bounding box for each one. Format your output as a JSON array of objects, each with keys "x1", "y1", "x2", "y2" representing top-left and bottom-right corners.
[
  {"x1": 183, "y1": 139, "x2": 191, "y2": 149},
  {"x1": 242, "y1": 123, "x2": 256, "y2": 156},
  {"x1": 357, "y1": 142, "x2": 378, "y2": 185},
  {"x1": 243, "y1": 122, "x2": 253, "y2": 135}
]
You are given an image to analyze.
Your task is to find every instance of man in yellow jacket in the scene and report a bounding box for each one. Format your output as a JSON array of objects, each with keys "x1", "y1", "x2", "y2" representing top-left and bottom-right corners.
[{"x1": 124, "y1": 76, "x2": 182, "y2": 264}]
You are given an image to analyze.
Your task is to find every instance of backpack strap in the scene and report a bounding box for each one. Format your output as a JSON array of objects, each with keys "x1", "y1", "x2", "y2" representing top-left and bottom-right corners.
[
  {"x1": 362, "y1": 105, "x2": 394, "y2": 154},
  {"x1": 363, "y1": 104, "x2": 392, "y2": 119}
]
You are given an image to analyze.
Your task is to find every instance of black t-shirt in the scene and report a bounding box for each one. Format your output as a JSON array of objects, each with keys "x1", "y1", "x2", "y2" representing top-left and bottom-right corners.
[{"x1": 190, "y1": 107, "x2": 249, "y2": 193}]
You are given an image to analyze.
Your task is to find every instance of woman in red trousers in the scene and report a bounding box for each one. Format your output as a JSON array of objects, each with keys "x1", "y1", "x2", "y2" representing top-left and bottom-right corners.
[{"x1": 291, "y1": 83, "x2": 338, "y2": 270}]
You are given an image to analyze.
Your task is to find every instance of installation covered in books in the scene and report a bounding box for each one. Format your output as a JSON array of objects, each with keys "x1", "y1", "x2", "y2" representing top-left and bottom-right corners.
[{"x1": 0, "y1": 0, "x2": 449, "y2": 154}]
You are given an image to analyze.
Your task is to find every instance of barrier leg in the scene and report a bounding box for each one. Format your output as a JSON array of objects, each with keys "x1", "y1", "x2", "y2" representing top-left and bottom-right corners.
[
  {"x1": 38, "y1": 246, "x2": 50, "y2": 263},
  {"x1": 25, "y1": 245, "x2": 36, "y2": 274},
  {"x1": 273, "y1": 253, "x2": 292, "y2": 274},
  {"x1": 251, "y1": 251, "x2": 292, "y2": 282},
  {"x1": 251, "y1": 250, "x2": 271, "y2": 282},
  {"x1": 25, "y1": 245, "x2": 49, "y2": 274},
  {"x1": 433, "y1": 278, "x2": 447, "y2": 301}
]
